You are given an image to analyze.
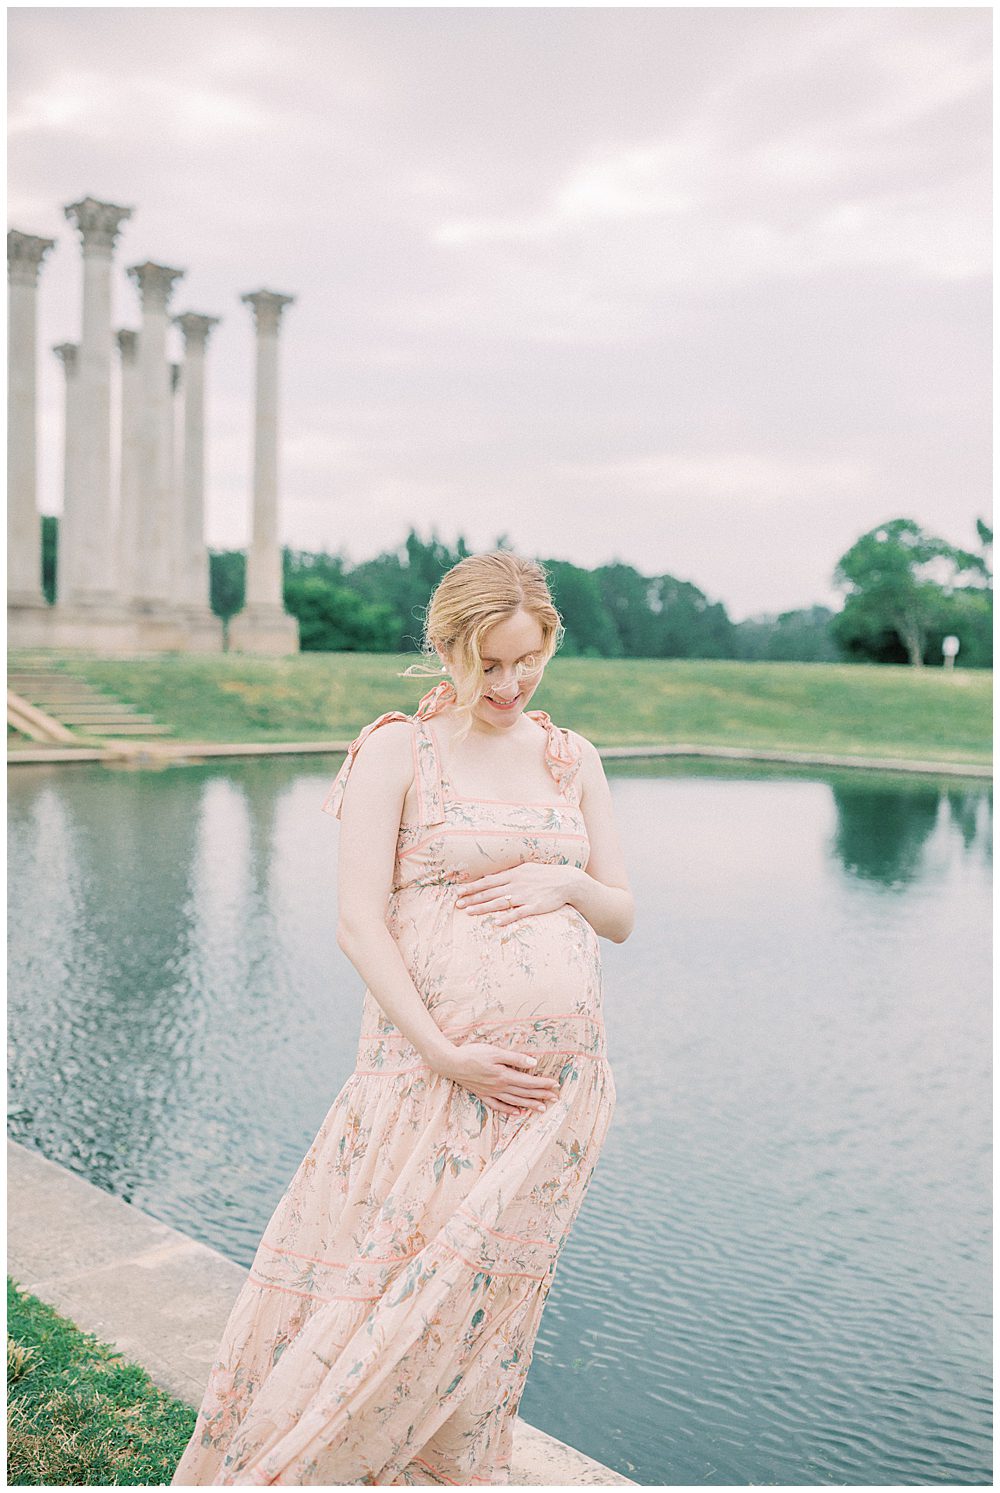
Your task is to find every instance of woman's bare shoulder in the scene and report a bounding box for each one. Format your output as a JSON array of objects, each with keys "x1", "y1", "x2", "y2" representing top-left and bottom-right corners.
[
  {"x1": 351, "y1": 715, "x2": 415, "y2": 763},
  {"x1": 565, "y1": 726, "x2": 600, "y2": 761}
]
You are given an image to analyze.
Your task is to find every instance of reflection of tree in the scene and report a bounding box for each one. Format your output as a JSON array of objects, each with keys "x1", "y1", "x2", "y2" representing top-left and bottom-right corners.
[
  {"x1": 831, "y1": 781, "x2": 941, "y2": 886},
  {"x1": 830, "y1": 780, "x2": 991, "y2": 886},
  {"x1": 944, "y1": 785, "x2": 993, "y2": 859}
]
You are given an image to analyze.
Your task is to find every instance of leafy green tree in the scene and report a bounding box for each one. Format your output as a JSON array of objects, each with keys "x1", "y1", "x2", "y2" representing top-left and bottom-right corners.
[
  {"x1": 593, "y1": 563, "x2": 663, "y2": 656},
  {"x1": 343, "y1": 528, "x2": 473, "y2": 651},
  {"x1": 645, "y1": 575, "x2": 736, "y2": 659},
  {"x1": 41, "y1": 514, "x2": 57, "y2": 604},
  {"x1": 832, "y1": 519, "x2": 988, "y2": 667},
  {"x1": 209, "y1": 550, "x2": 246, "y2": 621},
  {"x1": 284, "y1": 547, "x2": 350, "y2": 588},
  {"x1": 543, "y1": 560, "x2": 622, "y2": 657},
  {"x1": 735, "y1": 606, "x2": 840, "y2": 663},
  {"x1": 927, "y1": 588, "x2": 992, "y2": 668},
  {"x1": 283, "y1": 576, "x2": 398, "y2": 652}
]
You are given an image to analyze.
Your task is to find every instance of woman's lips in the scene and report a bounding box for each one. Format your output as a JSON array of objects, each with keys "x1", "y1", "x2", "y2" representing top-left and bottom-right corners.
[{"x1": 484, "y1": 693, "x2": 521, "y2": 710}]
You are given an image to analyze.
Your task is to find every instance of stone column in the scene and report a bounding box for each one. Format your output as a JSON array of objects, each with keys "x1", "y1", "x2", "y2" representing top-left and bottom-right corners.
[
  {"x1": 7, "y1": 230, "x2": 56, "y2": 609},
  {"x1": 172, "y1": 313, "x2": 220, "y2": 611},
  {"x1": 229, "y1": 289, "x2": 300, "y2": 654},
  {"x1": 115, "y1": 330, "x2": 140, "y2": 604},
  {"x1": 62, "y1": 196, "x2": 133, "y2": 609},
  {"x1": 52, "y1": 344, "x2": 80, "y2": 609},
  {"x1": 167, "y1": 360, "x2": 182, "y2": 597},
  {"x1": 125, "y1": 260, "x2": 185, "y2": 611},
  {"x1": 168, "y1": 360, "x2": 181, "y2": 530}
]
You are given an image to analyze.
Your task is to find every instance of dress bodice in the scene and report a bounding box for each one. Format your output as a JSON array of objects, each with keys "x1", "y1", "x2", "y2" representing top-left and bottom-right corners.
[
  {"x1": 321, "y1": 680, "x2": 590, "y2": 895},
  {"x1": 321, "y1": 678, "x2": 604, "y2": 1074}
]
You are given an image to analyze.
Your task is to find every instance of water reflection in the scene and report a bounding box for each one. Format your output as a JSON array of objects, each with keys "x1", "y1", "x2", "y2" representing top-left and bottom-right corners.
[
  {"x1": 7, "y1": 757, "x2": 992, "y2": 1486},
  {"x1": 832, "y1": 779, "x2": 991, "y2": 885}
]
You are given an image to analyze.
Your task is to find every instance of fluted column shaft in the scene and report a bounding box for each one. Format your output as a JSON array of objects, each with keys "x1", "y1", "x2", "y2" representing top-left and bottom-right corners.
[
  {"x1": 241, "y1": 290, "x2": 294, "y2": 609},
  {"x1": 62, "y1": 196, "x2": 132, "y2": 607},
  {"x1": 52, "y1": 343, "x2": 81, "y2": 600},
  {"x1": 7, "y1": 231, "x2": 56, "y2": 607},
  {"x1": 52, "y1": 344, "x2": 80, "y2": 606},
  {"x1": 115, "y1": 330, "x2": 140, "y2": 604},
  {"x1": 173, "y1": 313, "x2": 220, "y2": 609},
  {"x1": 168, "y1": 360, "x2": 181, "y2": 583},
  {"x1": 127, "y1": 260, "x2": 184, "y2": 608}
]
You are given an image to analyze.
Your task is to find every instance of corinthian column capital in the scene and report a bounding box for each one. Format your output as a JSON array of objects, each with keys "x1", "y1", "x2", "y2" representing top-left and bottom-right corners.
[
  {"x1": 241, "y1": 288, "x2": 295, "y2": 335},
  {"x1": 63, "y1": 196, "x2": 133, "y2": 256},
  {"x1": 127, "y1": 260, "x2": 186, "y2": 312},
  {"x1": 172, "y1": 311, "x2": 222, "y2": 350},
  {"x1": 8, "y1": 230, "x2": 57, "y2": 286}
]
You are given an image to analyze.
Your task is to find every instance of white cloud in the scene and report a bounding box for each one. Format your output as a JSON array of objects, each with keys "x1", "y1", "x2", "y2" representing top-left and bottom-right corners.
[{"x1": 433, "y1": 137, "x2": 696, "y2": 246}]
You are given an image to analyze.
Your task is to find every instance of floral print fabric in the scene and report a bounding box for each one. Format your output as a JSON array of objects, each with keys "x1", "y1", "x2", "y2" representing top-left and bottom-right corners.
[{"x1": 170, "y1": 685, "x2": 616, "y2": 1486}]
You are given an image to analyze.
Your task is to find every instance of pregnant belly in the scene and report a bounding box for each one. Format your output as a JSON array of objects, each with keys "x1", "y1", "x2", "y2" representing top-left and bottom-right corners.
[{"x1": 416, "y1": 901, "x2": 604, "y2": 1032}]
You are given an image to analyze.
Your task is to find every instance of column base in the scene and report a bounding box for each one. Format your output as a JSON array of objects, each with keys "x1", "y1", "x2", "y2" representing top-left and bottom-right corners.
[
  {"x1": 7, "y1": 601, "x2": 137, "y2": 653},
  {"x1": 227, "y1": 604, "x2": 300, "y2": 656},
  {"x1": 6, "y1": 588, "x2": 50, "y2": 612},
  {"x1": 7, "y1": 601, "x2": 226, "y2": 655},
  {"x1": 173, "y1": 605, "x2": 226, "y2": 653}
]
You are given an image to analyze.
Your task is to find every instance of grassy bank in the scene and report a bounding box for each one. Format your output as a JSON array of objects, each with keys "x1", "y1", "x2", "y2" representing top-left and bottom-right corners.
[
  {"x1": 6, "y1": 1278, "x2": 194, "y2": 1486},
  {"x1": 8, "y1": 651, "x2": 993, "y2": 765}
]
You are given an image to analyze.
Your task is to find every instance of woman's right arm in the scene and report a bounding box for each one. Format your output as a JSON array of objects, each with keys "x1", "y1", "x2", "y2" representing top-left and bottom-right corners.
[
  {"x1": 334, "y1": 720, "x2": 560, "y2": 1116},
  {"x1": 335, "y1": 719, "x2": 460, "y2": 1070}
]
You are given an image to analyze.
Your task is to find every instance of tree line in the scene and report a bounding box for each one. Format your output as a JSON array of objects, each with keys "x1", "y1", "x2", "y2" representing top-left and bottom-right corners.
[{"x1": 39, "y1": 514, "x2": 992, "y2": 667}]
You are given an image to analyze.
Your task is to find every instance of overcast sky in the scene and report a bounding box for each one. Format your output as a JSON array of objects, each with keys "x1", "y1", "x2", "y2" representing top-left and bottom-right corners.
[{"x1": 8, "y1": 5, "x2": 991, "y2": 622}]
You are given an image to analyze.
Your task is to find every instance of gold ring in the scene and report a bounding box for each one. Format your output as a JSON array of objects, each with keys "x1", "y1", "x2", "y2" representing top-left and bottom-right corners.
[{"x1": 506, "y1": 895, "x2": 513, "y2": 909}]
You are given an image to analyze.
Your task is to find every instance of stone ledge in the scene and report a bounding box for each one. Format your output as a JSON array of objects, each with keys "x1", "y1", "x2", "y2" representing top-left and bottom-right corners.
[
  {"x1": 7, "y1": 1140, "x2": 633, "y2": 1485},
  {"x1": 7, "y1": 737, "x2": 992, "y2": 777}
]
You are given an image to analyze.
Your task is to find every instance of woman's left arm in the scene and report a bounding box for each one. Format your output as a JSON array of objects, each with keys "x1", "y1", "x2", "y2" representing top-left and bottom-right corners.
[{"x1": 563, "y1": 734, "x2": 635, "y2": 943}]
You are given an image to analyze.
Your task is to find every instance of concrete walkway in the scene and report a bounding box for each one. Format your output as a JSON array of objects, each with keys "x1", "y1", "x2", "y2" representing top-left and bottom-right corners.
[
  {"x1": 7, "y1": 736, "x2": 992, "y2": 777},
  {"x1": 7, "y1": 1140, "x2": 633, "y2": 1486}
]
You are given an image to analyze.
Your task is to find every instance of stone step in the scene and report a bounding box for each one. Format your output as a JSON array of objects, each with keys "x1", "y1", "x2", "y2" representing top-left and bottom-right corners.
[
  {"x1": 9, "y1": 694, "x2": 104, "y2": 703},
  {"x1": 7, "y1": 679, "x2": 97, "y2": 691},
  {"x1": 79, "y1": 723, "x2": 175, "y2": 736},
  {"x1": 7, "y1": 666, "x2": 176, "y2": 739},
  {"x1": 14, "y1": 706, "x2": 129, "y2": 716},
  {"x1": 58, "y1": 714, "x2": 160, "y2": 725},
  {"x1": 10, "y1": 692, "x2": 134, "y2": 705}
]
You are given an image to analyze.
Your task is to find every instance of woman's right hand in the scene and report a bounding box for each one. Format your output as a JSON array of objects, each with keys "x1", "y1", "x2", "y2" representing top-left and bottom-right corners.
[{"x1": 434, "y1": 1042, "x2": 562, "y2": 1117}]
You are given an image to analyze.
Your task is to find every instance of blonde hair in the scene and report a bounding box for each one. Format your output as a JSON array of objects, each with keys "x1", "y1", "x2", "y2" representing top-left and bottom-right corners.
[{"x1": 401, "y1": 550, "x2": 565, "y2": 742}]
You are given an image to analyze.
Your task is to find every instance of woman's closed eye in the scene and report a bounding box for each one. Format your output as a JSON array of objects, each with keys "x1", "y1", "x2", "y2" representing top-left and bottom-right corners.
[{"x1": 485, "y1": 656, "x2": 541, "y2": 679}]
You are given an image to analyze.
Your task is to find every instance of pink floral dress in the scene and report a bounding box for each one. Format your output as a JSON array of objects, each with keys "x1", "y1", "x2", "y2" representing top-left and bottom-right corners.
[{"x1": 170, "y1": 681, "x2": 617, "y2": 1486}]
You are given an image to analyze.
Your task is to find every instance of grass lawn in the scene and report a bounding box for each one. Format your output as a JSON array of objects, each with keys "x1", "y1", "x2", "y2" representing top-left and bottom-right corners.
[
  {"x1": 6, "y1": 1278, "x2": 194, "y2": 1486},
  {"x1": 8, "y1": 651, "x2": 993, "y2": 765}
]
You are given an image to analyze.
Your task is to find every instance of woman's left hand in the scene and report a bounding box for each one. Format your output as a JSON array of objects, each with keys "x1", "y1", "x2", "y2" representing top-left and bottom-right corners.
[{"x1": 455, "y1": 863, "x2": 581, "y2": 925}]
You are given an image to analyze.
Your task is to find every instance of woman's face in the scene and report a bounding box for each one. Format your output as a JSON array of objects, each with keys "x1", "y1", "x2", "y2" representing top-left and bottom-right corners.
[{"x1": 443, "y1": 609, "x2": 546, "y2": 731}]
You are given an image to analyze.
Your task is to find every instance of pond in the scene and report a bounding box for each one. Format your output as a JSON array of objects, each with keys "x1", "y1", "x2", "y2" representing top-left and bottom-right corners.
[{"x1": 7, "y1": 755, "x2": 992, "y2": 1486}]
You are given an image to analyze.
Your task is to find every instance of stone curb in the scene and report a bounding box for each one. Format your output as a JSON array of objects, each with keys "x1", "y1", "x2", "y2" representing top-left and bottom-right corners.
[
  {"x1": 7, "y1": 1140, "x2": 634, "y2": 1486},
  {"x1": 7, "y1": 738, "x2": 992, "y2": 778}
]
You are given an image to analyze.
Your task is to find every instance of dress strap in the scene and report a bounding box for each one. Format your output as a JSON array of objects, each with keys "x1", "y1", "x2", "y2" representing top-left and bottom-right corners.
[
  {"x1": 321, "y1": 689, "x2": 581, "y2": 820},
  {"x1": 409, "y1": 716, "x2": 448, "y2": 828},
  {"x1": 525, "y1": 710, "x2": 584, "y2": 805},
  {"x1": 320, "y1": 682, "x2": 450, "y2": 826},
  {"x1": 320, "y1": 710, "x2": 411, "y2": 820}
]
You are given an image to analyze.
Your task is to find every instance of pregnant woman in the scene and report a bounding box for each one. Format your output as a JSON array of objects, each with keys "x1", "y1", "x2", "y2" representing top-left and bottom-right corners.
[{"x1": 171, "y1": 550, "x2": 634, "y2": 1486}]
